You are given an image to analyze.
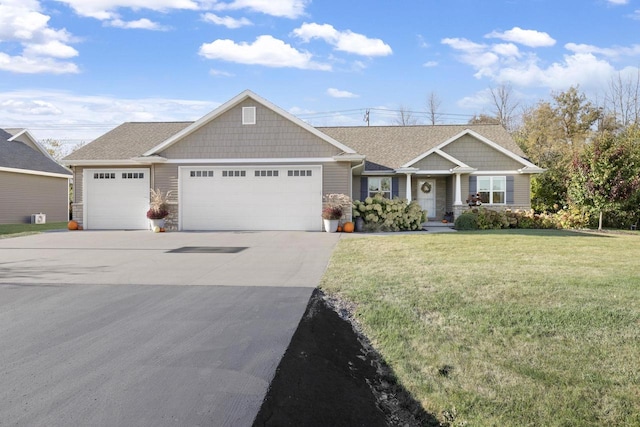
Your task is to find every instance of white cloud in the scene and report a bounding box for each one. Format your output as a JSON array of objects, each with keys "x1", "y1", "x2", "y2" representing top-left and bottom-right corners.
[
  {"x1": 209, "y1": 68, "x2": 234, "y2": 76},
  {"x1": 608, "y1": 0, "x2": 628, "y2": 4},
  {"x1": 565, "y1": 42, "x2": 640, "y2": 58},
  {"x1": 292, "y1": 23, "x2": 392, "y2": 57},
  {"x1": 0, "y1": 89, "x2": 219, "y2": 142},
  {"x1": 492, "y1": 43, "x2": 520, "y2": 58},
  {"x1": 485, "y1": 27, "x2": 556, "y2": 48},
  {"x1": 327, "y1": 88, "x2": 358, "y2": 98},
  {"x1": 631, "y1": 10, "x2": 640, "y2": 20},
  {"x1": 108, "y1": 18, "x2": 168, "y2": 30},
  {"x1": 199, "y1": 35, "x2": 331, "y2": 70},
  {"x1": 23, "y1": 40, "x2": 79, "y2": 59},
  {"x1": 0, "y1": 1, "x2": 79, "y2": 73},
  {"x1": 442, "y1": 34, "x2": 627, "y2": 92},
  {"x1": 213, "y1": 0, "x2": 309, "y2": 19},
  {"x1": 202, "y1": 13, "x2": 252, "y2": 28},
  {"x1": 423, "y1": 61, "x2": 438, "y2": 68},
  {"x1": 54, "y1": 0, "x2": 200, "y2": 20}
]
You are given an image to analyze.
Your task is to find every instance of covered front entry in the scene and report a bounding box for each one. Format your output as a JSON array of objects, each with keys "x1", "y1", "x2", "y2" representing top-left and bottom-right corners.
[
  {"x1": 84, "y1": 168, "x2": 150, "y2": 229},
  {"x1": 180, "y1": 165, "x2": 322, "y2": 231}
]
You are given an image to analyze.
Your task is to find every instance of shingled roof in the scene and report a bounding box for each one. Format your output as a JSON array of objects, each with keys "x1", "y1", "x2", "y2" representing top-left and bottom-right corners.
[
  {"x1": 318, "y1": 124, "x2": 526, "y2": 170},
  {"x1": 64, "y1": 122, "x2": 192, "y2": 161},
  {"x1": 63, "y1": 121, "x2": 526, "y2": 170},
  {"x1": 0, "y1": 129, "x2": 71, "y2": 176}
]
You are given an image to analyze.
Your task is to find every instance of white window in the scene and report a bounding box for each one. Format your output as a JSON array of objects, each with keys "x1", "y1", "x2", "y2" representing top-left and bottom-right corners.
[
  {"x1": 478, "y1": 176, "x2": 506, "y2": 204},
  {"x1": 368, "y1": 177, "x2": 392, "y2": 198},
  {"x1": 242, "y1": 106, "x2": 256, "y2": 125}
]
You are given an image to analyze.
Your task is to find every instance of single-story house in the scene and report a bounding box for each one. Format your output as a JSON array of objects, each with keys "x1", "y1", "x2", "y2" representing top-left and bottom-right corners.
[
  {"x1": 61, "y1": 90, "x2": 543, "y2": 231},
  {"x1": 0, "y1": 128, "x2": 72, "y2": 224}
]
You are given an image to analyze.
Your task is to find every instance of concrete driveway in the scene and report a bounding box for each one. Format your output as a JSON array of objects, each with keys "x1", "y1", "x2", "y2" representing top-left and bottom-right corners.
[{"x1": 0, "y1": 230, "x2": 340, "y2": 426}]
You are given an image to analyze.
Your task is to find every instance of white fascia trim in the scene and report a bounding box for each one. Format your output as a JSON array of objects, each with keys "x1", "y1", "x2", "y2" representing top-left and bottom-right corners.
[
  {"x1": 471, "y1": 170, "x2": 523, "y2": 175},
  {"x1": 130, "y1": 156, "x2": 167, "y2": 164},
  {"x1": 413, "y1": 170, "x2": 456, "y2": 175},
  {"x1": 143, "y1": 90, "x2": 357, "y2": 156},
  {"x1": 518, "y1": 166, "x2": 546, "y2": 174},
  {"x1": 0, "y1": 166, "x2": 72, "y2": 179},
  {"x1": 333, "y1": 154, "x2": 366, "y2": 162},
  {"x1": 402, "y1": 147, "x2": 469, "y2": 169},
  {"x1": 61, "y1": 159, "x2": 150, "y2": 166},
  {"x1": 395, "y1": 167, "x2": 419, "y2": 174},
  {"x1": 166, "y1": 157, "x2": 336, "y2": 164}
]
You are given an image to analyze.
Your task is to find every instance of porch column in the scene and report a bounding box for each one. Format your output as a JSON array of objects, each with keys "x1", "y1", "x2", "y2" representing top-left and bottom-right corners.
[
  {"x1": 405, "y1": 173, "x2": 412, "y2": 201},
  {"x1": 454, "y1": 173, "x2": 463, "y2": 206}
]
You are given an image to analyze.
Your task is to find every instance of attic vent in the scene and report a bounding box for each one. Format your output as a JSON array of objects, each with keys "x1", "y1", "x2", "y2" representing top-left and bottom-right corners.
[{"x1": 242, "y1": 106, "x2": 256, "y2": 125}]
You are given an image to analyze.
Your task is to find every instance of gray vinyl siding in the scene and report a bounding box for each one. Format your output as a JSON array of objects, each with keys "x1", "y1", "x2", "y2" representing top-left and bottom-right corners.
[
  {"x1": 160, "y1": 99, "x2": 342, "y2": 159},
  {"x1": 0, "y1": 171, "x2": 69, "y2": 223},
  {"x1": 513, "y1": 174, "x2": 531, "y2": 206},
  {"x1": 322, "y1": 162, "x2": 350, "y2": 196},
  {"x1": 442, "y1": 135, "x2": 525, "y2": 170},
  {"x1": 411, "y1": 153, "x2": 457, "y2": 170}
]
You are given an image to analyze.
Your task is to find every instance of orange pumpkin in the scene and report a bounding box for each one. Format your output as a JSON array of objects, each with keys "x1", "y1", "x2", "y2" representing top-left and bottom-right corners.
[
  {"x1": 159, "y1": 227, "x2": 166, "y2": 232},
  {"x1": 343, "y1": 221, "x2": 355, "y2": 233},
  {"x1": 336, "y1": 225, "x2": 343, "y2": 232},
  {"x1": 68, "y1": 220, "x2": 78, "y2": 230}
]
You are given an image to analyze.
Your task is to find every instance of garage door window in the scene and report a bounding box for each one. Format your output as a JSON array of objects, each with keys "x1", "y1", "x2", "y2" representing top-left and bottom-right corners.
[
  {"x1": 122, "y1": 172, "x2": 145, "y2": 179},
  {"x1": 288, "y1": 170, "x2": 313, "y2": 177},
  {"x1": 222, "y1": 170, "x2": 246, "y2": 177},
  {"x1": 94, "y1": 173, "x2": 116, "y2": 179},
  {"x1": 255, "y1": 170, "x2": 279, "y2": 177},
  {"x1": 190, "y1": 170, "x2": 214, "y2": 177}
]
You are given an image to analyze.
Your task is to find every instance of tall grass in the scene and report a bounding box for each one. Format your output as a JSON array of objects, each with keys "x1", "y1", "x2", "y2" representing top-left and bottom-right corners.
[{"x1": 320, "y1": 230, "x2": 640, "y2": 426}]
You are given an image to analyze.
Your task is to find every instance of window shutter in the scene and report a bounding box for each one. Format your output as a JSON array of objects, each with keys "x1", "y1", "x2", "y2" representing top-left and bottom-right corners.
[
  {"x1": 469, "y1": 176, "x2": 477, "y2": 194},
  {"x1": 506, "y1": 176, "x2": 514, "y2": 204},
  {"x1": 360, "y1": 177, "x2": 368, "y2": 201},
  {"x1": 392, "y1": 177, "x2": 399, "y2": 199}
]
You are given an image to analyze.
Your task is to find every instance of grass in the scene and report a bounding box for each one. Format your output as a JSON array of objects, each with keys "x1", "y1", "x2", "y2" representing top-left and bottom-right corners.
[
  {"x1": 0, "y1": 222, "x2": 68, "y2": 238},
  {"x1": 320, "y1": 229, "x2": 640, "y2": 426}
]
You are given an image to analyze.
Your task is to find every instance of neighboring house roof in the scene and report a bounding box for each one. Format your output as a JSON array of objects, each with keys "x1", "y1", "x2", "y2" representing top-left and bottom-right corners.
[
  {"x1": 318, "y1": 124, "x2": 527, "y2": 170},
  {"x1": 0, "y1": 128, "x2": 72, "y2": 176},
  {"x1": 64, "y1": 122, "x2": 192, "y2": 161}
]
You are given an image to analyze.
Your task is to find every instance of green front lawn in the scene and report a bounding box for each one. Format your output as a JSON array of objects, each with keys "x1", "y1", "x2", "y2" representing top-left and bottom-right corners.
[
  {"x1": 320, "y1": 230, "x2": 640, "y2": 426},
  {"x1": 0, "y1": 222, "x2": 68, "y2": 237}
]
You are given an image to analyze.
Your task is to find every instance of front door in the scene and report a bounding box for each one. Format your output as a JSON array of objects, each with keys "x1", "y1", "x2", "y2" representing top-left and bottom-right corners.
[{"x1": 417, "y1": 179, "x2": 436, "y2": 219}]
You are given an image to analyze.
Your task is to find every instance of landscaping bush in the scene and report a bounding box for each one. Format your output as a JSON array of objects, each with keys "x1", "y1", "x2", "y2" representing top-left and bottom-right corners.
[
  {"x1": 454, "y1": 212, "x2": 478, "y2": 230},
  {"x1": 352, "y1": 195, "x2": 424, "y2": 231}
]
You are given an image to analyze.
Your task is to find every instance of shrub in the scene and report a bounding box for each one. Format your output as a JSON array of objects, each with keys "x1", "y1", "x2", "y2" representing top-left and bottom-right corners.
[
  {"x1": 454, "y1": 212, "x2": 478, "y2": 230},
  {"x1": 352, "y1": 194, "x2": 424, "y2": 231}
]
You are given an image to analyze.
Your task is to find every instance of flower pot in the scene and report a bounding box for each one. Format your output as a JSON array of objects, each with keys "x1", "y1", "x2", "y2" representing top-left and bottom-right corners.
[
  {"x1": 149, "y1": 218, "x2": 165, "y2": 230},
  {"x1": 323, "y1": 219, "x2": 339, "y2": 233},
  {"x1": 355, "y1": 217, "x2": 364, "y2": 232}
]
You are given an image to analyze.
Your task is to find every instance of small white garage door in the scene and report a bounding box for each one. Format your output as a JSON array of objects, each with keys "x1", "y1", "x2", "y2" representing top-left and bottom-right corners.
[
  {"x1": 180, "y1": 166, "x2": 322, "y2": 231},
  {"x1": 84, "y1": 169, "x2": 150, "y2": 229}
]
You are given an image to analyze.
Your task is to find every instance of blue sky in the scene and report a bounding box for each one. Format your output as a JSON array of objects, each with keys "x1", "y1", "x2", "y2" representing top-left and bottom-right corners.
[{"x1": 1, "y1": 0, "x2": 639, "y2": 146}]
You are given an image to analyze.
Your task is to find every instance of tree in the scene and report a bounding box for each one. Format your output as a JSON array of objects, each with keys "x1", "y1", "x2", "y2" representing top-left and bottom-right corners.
[
  {"x1": 488, "y1": 84, "x2": 519, "y2": 131},
  {"x1": 513, "y1": 86, "x2": 602, "y2": 212},
  {"x1": 467, "y1": 114, "x2": 500, "y2": 125},
  {"x1": 426, "y1": 91, "x2": 442, "y2": 125},
  {"x1": 394, "y1": 105, "x2": 420, "y2": 126},
  {"x1": 603, "y1": 71, "x2": 640, "y2": 129},
  {"x1": 569, "y1": 128, "x2": 640, "y2": 230}
]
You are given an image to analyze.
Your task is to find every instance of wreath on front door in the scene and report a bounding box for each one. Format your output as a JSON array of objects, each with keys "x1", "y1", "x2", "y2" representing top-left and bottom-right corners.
[{"x1": 421, "y1": 181, "x2": 432, "y2": 194}]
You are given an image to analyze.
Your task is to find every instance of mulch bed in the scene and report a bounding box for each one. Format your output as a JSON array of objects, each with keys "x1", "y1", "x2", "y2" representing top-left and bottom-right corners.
[{"x1": 252, "y1": 289, "x2": 441, "y2": 427}]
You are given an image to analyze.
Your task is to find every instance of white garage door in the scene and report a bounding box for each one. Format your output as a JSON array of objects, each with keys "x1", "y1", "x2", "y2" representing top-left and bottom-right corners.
[
  {"x1": 180, "y1": 166, "x2": 322, "y2": 231},
  {"x1": 84, "y1": 169, "x2": 150, "y2": 229}
]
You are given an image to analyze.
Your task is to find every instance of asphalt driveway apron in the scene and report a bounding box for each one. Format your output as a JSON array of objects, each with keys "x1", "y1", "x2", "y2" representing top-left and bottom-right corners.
[{"x1": 0, "y1": 231, "x2": 340, "y2": 426}]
